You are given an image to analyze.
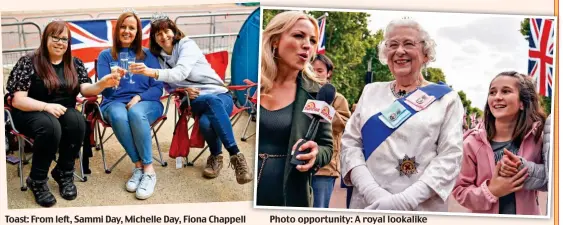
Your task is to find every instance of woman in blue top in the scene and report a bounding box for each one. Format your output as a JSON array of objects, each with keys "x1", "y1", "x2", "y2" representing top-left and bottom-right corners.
[
  {"x1": 96, "y1": 11, "x2": 164, "y2": 200},
  {"x1": 129, "y1": 15, "x2": 252, "y2": 185}
]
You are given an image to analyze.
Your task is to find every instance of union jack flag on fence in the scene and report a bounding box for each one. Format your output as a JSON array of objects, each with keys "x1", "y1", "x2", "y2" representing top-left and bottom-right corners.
[
  {"x1": 528, "y1": 18, "x2": 555, "y2": 97},
  {"x1": 317, "y1": 14, "x2": 327, "y2": 54},
  {"x1": 67, "y1": 19, "x2": 151, "y2": 78}
]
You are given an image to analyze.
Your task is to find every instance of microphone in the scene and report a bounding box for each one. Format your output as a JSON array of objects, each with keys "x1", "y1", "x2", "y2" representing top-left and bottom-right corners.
[{"x1": 290, "y1": 83, "x2": 337, "y2": 166}]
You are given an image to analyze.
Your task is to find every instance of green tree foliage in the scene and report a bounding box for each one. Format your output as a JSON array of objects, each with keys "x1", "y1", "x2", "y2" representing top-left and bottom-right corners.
[
  {"x1": 308, "y1": 11, "x2": 373, "y2": 104},
  {"x1": 425, "y1": 67, "x2": 447, "y2": 84},
  {"x1": 263, "y1": 9, "x2": 288, "y2": 29}
]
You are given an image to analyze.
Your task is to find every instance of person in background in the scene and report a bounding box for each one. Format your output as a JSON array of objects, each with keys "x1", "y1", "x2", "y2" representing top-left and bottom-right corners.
[
  {"x1": 96, "y1": 11, "x2": 164, "y2": 200},
  {"x1": 129, "y1": 15, "x2": 252, "y2": 184},
  {"x1": 453, "y1": 71, "x2": 547, "y2": 215},
  {"x1": 311, "y1": 54, "x2": 351, "y2": 208},
  {"x1": 6, "y1": 20, "x2": 122, "y2": 207},
  {"x1": 541, "y1": 114, "x2": 551, "y2": 191}
]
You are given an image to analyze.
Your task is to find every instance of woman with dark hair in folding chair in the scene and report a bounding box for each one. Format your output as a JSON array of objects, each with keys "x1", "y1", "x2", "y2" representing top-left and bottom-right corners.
[
  {"x1": 129, "y1": 14, "x2": 252, "y2": 185},
  {"x1": 96, "y1": 11, "x2": 164, "y2": 200},
  {"x1": 6, "y1": 20, "x2": 122, "y2": 207}
]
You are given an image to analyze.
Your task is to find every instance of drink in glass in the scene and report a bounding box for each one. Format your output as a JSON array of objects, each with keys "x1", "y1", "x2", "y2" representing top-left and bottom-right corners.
[
  {"x1": 128, "y1": 58, "x2": 136, "y2": 84},
  {"x1": 119, "y1": 52, "x2": 129, "y2": 79},
  {"x1": 109, "y1": 62, "x2": 120, "y2": 90}
]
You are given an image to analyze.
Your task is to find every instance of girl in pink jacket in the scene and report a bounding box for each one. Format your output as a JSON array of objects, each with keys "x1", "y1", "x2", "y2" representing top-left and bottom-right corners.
[{"x1": 453, "y1": 71, "x2": 547, "y2": 215}]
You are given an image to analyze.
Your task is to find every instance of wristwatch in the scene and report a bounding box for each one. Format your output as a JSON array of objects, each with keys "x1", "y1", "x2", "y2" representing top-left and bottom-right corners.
[{"x1": 154, "y1": 70, "x2": 159, "y2": 80}]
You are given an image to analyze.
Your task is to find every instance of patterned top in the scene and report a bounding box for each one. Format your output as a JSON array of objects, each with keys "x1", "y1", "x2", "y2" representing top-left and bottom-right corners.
[{"x1": 6, "y1": 54, "x2": 91, "y2": 93}]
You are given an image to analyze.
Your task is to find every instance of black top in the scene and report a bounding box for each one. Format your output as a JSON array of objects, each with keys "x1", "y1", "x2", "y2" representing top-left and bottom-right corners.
[
  {"x1": 491, "y1": 140, "x2": 520, "y2": 215},
  {"x1": 257, "y1": 102, "x2": 294, "y2": 206},
  {"x1": 7, "y1": 55, "x2": 92, "y2": 109}
]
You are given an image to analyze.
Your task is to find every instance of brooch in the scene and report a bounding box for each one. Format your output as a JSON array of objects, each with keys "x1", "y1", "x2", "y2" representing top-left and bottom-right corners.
[
  {"x1": 416, "y1": 95, "x2": 427, "y2": 104},
  {"x1": 396, "y1": 154, "x2": 419, "y2": 177}
]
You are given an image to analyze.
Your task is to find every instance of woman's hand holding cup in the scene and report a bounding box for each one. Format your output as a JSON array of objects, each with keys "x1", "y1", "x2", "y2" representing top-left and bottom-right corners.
[
  {"x1": 129, "y1": 62, "x2": 155, "y2": 77},
  {"x1": 105, "y1": 67, "x2": 126, "y2": 88}
]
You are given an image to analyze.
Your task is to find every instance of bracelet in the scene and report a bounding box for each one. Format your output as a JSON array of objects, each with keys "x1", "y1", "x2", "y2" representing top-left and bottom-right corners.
[
  {"x1": 41, "y1": 103, "x2": 48, "y2": 112},
  {"x1": 154, "y1": 70, "x2": 159, "y2": 80}
]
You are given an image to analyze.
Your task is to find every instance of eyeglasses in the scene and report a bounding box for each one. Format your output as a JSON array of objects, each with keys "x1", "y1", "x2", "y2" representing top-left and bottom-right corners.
[
  {"x1": 51, "y1": 36, "x2": 69, "y2": 44},
  {"x1": 385, "y1": 40, "x2": 424, "y2": 50}
]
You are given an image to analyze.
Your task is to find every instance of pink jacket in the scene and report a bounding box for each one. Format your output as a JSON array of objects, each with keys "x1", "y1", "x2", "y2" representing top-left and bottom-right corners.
[{"x1": 452, "y1": 122, "x2": 543, "y2": 215}]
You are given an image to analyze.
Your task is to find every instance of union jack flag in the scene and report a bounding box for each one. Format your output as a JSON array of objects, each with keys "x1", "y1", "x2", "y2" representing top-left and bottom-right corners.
[
  {"x1": 67, "y1": 19, "x2": 151, "y2": 78},
  {"x1": 528, "y1": 18, "x2": 555, "y2": 97},
  {"x1": 317, "y1": 15, "x2": 327, "y2": 54}
]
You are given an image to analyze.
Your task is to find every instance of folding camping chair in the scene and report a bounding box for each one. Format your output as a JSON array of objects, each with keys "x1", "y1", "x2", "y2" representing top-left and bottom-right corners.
[
  {"x1": 165, "y1": 51, "x2": 256, "y2": 167},
  {"x1": 79, "y1": 59, "x2": 171, "y2": 174},
  {"x1": 237, "y1": 80, "x2": 257, "y2": 142},
  {"x1": 4, "y1": 94, "x2": 87, "y2": 191}
]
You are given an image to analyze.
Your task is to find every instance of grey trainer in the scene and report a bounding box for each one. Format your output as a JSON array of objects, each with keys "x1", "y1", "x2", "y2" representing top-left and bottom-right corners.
[
  {"x1": 126, "y1": 168, "x2": 143, "y2": 192},
  {"x1": 135, "y1": 173, "x2": 157, "y2": 200}
]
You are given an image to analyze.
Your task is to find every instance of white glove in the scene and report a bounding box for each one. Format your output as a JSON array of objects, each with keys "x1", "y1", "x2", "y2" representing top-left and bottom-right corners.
[
  {"x1": 365, "y1": 181, "x2": 433, "y2": 211},
  {"x1": 351, "y1": 166, "x2": 392, "y2": 205}
]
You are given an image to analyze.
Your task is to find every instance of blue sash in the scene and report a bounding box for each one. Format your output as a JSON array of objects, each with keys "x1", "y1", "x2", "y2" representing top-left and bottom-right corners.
[{"x1": 342, "y1": 82, "x2": 452, "y2": 208}]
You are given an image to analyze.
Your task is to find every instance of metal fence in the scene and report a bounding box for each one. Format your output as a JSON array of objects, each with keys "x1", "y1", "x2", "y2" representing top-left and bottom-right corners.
[
  {"x1": 2, "y1": 22, "x2": 42, "y2": 70},
  {"x1": 175, "y1": 11, "x2": 251, "y2": 36},
  {"x1": 2, "y1": 8, "x2": 256, "y2": 80},
  {"x1": 1, "y1": 17, "x2": 19, "y2": 23},
  {"x1": 189, "y1": 33, "x2": 238, "y2": 54},
  {"x1": 2, "y1": 48, "x2": 35, "y2": 86}
]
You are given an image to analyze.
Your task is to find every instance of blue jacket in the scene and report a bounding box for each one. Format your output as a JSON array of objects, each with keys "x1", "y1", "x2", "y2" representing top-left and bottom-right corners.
[{"x1": 96, "y1": 47, "x2": 163, "y2": 111}]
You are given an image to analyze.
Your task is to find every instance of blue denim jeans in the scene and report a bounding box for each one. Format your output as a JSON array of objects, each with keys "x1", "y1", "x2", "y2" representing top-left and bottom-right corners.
[
  {"x1": 312, "y1": 175, "x2": 336, "y2": 208},
  {"x1": 187, "y1": 92, "x2": 237, "y2": 156},
  {"x1": 102, "y1": 101, "x2": 163, "y2": 165}
]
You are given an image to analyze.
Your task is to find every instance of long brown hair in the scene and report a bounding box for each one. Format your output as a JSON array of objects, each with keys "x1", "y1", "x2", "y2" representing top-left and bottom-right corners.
[
  {"x1": 33, "y1": 21, "x2": 77, "y2": 93},
  {"x1": 111, "y1": 12, "x2": 145, "y2": 60},
  {"x1": 149, "y1": 18, "x2": 185, "y2": 56},
  {"x1": 483, "y1": 71, "x2": 547, "y2": 145}
]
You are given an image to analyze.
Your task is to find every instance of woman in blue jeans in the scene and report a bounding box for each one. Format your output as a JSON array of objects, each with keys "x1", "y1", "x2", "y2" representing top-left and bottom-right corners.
[
  {"x1": 96, "y1": 12, "x2": 164, "y2": 200},
  {"x1": 129, "y1": 15, "x2": 252, "y2": 184}
]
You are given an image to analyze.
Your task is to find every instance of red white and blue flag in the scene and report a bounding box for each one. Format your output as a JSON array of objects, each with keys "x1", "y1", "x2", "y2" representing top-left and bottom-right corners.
[
  {"x1": 317, "y1": 15, "x2": 327, "y2": 54},
  {"x1": 67, "y1": 19, "x2": 151, "y2": 78},
  {"x1": 528, "y1": 18, "x2": 555, "y2": 97}
]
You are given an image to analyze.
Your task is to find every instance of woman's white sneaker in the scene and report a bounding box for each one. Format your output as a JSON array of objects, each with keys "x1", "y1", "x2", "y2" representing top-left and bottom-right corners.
[
  {"x1": 135, "y1": 173, "x2": 157, "y2": 200},
  {"x1": 126, "y1": 168, "x2": 143, "y2": 192}
]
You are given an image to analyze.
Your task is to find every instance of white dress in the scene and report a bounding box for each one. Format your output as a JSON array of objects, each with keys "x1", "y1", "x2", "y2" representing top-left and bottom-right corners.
[{"x1": 340, "y1": 81, "x2": 464, "y2": 211}]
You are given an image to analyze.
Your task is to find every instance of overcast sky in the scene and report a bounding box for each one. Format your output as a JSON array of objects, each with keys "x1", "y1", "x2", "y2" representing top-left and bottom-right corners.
[{"x1": 367, "y1": 10, "x2": 538, "y2": 111}]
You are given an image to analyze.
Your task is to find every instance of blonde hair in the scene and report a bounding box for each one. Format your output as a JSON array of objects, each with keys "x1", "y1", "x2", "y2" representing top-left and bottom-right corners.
[{"x1": 261, "y1": 11, "x2": 321, "y2": 95}]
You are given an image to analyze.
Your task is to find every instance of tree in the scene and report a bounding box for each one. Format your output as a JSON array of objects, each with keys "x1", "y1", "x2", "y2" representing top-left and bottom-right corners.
[
  {"x1": 425, "y1": 67, "x2": 447, "y2": 84},
  {"x1": 519, "y1": 18, "x2": 552, "y2": 115},
  {"x1": 262, "y1": 9, "x2": 288, "y2": 28},
  {"x1": 262, "y1": 9, "x2": 484, "y2": 115}
]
